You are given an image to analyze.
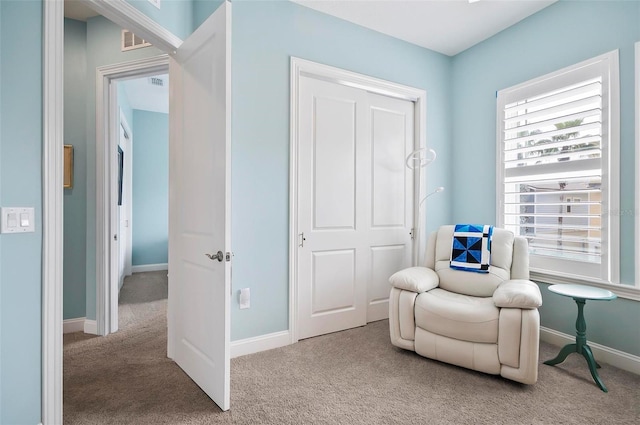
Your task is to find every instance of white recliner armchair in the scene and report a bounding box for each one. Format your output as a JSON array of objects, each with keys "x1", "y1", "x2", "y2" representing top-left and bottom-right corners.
[{"x1": 388, "y1": 225, "x2": 543, "y2": 384}]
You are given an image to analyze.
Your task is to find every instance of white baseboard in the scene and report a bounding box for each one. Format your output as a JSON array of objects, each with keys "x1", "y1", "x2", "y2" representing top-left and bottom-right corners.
[
  {"x1": 83, "y1": 319, "x2": 97, "y2": 335},
  {"x1": 132, "y1": 263, "x2": 168, "y2": 273},
  {"x1": 63, "y1": 317, "x2": 85, "y2": 334},
  {"x1": 540, "y1": 326, "x2": 640, "y2": 375},
  {"x1": 231, "y1": 330, "x2": 291, "y2": 358}
]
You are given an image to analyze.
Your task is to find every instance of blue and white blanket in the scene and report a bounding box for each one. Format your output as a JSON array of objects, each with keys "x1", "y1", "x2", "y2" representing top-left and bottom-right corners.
[{"x1": 450, "y1": 224, "x2": 493, "y2": 273}]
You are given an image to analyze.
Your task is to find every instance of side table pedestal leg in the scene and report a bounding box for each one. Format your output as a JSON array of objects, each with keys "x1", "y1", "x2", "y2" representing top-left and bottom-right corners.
[
  {"x1": 544, "y1": 343, "x2": 577, "y2": 366},
  {"x1": 582, "y1": 345, "x2": 608, "y2": 392}
]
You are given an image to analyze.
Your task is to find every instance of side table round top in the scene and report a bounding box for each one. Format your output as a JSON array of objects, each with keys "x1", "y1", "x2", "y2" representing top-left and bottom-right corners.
[{"x1": 548, "y1": 284, "x2": 617, "y2": 301}]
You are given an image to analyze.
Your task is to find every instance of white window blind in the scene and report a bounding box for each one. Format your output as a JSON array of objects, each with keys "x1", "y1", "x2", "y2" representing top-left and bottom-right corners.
[{"x1": 497, "y1": 51, "x2": 619, "y2": 285}]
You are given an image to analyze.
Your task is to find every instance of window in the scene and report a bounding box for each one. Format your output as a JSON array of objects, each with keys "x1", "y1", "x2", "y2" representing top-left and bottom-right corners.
[{"x1": 497, "y1": 51, "x2": 619, "y2": 285}]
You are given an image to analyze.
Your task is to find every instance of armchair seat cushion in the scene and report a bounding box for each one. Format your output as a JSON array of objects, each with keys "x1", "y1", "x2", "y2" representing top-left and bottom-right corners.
[{"x1": 415, "y1": 288, "x2": 499, "y2": 344}]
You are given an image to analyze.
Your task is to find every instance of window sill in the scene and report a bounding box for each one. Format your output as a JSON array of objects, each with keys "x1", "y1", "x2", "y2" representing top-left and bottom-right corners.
[{"x1": 531, "y1": 271, "x2": 640, "y2": 302}]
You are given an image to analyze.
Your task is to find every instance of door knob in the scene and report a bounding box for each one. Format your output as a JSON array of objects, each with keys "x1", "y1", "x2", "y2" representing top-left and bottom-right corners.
[{"x1": 205, "y1": 251, "x2": 224, "y2": 262}]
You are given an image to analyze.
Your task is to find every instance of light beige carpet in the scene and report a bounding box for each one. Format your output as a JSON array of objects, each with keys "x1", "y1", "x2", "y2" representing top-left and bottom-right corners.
[{"x1": 63, "y1": 271, "x2": 640, "y2": 424}]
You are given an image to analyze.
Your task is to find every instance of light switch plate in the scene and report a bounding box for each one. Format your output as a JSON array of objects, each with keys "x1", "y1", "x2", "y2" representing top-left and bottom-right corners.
[{"x1": 1, "y1": 207, "x2": 35, "y2": 233}]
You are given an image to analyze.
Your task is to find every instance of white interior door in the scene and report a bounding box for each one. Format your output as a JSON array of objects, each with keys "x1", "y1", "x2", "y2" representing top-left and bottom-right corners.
[
  {"x1": 168, "y1": 1, "x2": 231, "y2": 412},
  {"x1": 297, "y1": 76, "x2": 415, "y2": 340},
  {"x1": 297, "y1": 77, "x2": 369, "y2": 340},
  {"x1": 118, "y1": 123, "x2": 130, "y2": 289},
  {"x1": 122, "y1": 115, "x2": 134, "y2": 279},
  {"x1": 365, "y1": 92, "x2": 415, "y2": 321}
]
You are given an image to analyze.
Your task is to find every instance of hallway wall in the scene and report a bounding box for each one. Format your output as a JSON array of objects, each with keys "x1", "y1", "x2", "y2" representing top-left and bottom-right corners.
[{"x1": 132, "y1": 110, "x2": 169, "y2": 267}]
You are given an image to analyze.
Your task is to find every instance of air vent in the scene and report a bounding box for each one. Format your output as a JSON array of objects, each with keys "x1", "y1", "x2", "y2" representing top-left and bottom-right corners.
[
  {"x1": 121, "y1": 29, "x2": 152, "y2": 51},
  {"x1": 149, "y1": 77, "x2": 164, "y2": 87}
]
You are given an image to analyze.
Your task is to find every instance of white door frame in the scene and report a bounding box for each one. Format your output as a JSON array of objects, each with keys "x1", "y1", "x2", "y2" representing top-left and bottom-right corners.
[
  {"x1": 96, "y1": 55, "x2": 170, "y2": 336},
  {"x1": 288, "y1": 57, "x2": 428, "y2": 343},
  {"x1": 635, "y1": 41, "x2": 640, "y2": 289},
  {"x1": 42, "y1": 1, "x2": 181, "y2": 423},
  {"x1": 42, "y1": 1, "x2": 65, "y2": 421}
]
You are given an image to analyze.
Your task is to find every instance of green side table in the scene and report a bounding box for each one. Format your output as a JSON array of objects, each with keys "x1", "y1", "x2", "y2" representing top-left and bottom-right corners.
[{"x1": 544, "y1": 284, "x2": 617, "y2": 392}]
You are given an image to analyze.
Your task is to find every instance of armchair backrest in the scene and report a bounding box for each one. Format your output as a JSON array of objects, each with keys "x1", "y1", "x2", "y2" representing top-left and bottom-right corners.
[{"x1": 424, "y1": 225, "x2": 530, "y2": 297}]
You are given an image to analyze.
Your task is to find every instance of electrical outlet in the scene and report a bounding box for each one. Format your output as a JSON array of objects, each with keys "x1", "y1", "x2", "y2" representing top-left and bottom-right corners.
[{"x1": 239, "y1": 288, "x2": 250, "y2": 309}]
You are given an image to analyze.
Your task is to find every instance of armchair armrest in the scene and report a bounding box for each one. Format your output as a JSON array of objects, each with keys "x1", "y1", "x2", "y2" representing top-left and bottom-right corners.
[
  {"x1": 389, "y1": 267, "x2": 439, "y2": 293},
  {"x1": 493, "y1": 279, "x2": 542, "y2": 309}
]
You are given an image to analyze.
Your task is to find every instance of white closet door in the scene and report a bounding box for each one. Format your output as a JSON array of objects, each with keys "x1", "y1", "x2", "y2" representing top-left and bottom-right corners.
[
  {"x1": 297, "y1": 76, "x2": 369, "y2": 340},
  {"x1": 297, "y1": 76, "x2": 415, "y2": 339},
  {"x1": 365, "y1": 92, "x2": 415, "y2": 322}
]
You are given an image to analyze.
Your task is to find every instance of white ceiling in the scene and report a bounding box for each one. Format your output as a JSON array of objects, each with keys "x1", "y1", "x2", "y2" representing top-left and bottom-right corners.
[
  {"x1": 291, "y1": 0, "x2": 557, "y2": 56},
  {"x1": 120, "y1": 74, "x2": 169, "y2": 114},
  {"x1": 67, "y1": 2, "x2": 557, "y2": 124},
  {"x1": 65, "y1": 1, "x2": 557, "y2": 56},
  {"x1": 64, "y1": 0, "x2": 99, "y2": 21}
]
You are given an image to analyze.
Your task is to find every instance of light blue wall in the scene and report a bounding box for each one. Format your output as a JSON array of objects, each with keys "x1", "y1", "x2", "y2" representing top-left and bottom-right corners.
[
  {"x1": 125, "y1": 0, "x2": 223, "y2": 37},
  {"x1": 118, "y1": 84, "x2": 134, "y2": 132},
  {"x1": 63, "y1": 15, "x2": 164, "y2": 322},
  {"x1": 0, "y1": 1, "x2": 42, "y2": 423},
  {"x1": 64, "y1": 18, "x2": 88, "y2": 320},
  {"x1": 193, "y1": 0, "x2": 224, "y2": 29},
  {"x1": 451, "y1": 0, "x2": 640, "y2": 355},
  {"x1": 230, "y1": 1, "x2": 452, "y2": 341},
  {"x1": 125, "y1": 0, "x2": 194, "y2": 40},
  {"x1": 84, "y1": 16, "x2": 164, "y2": 320},
  {"x1": 132, "y1": 110, "x2": 169, "y2": 266}
]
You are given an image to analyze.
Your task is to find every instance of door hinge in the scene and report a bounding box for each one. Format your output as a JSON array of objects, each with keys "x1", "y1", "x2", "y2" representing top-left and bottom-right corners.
[{"x1": 410, "y1": 228, "x2": 415, "y2": 240}]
